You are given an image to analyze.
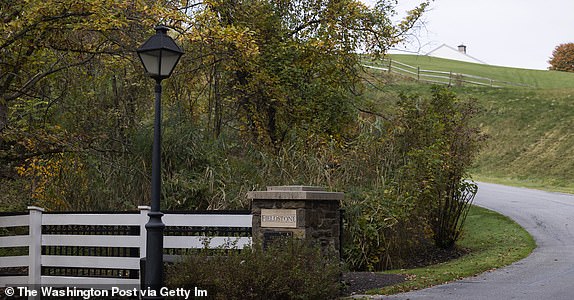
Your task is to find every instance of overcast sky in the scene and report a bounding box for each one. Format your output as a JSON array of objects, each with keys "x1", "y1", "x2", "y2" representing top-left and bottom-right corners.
[{"x1": 362, "y1": 0, "x2": 574, "y2": 70}]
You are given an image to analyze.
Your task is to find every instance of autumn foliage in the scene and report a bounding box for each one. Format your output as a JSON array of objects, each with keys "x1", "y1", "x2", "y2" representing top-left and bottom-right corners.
[{"x1": 549, "y1": 43, "x2": 574, "y2": 72}]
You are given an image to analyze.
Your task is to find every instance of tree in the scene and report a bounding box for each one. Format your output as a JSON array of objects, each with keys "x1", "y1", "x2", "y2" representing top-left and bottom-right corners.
[
  {"x1": 0, "y1": 0, "x2": 186, "y2": 172},
  {"x1": 0, "y1": 0, "x2": 193, "y2": 210},
  {"x1": 549, "y1": 43, "x2": 574, "y2": 72},
  {"x1": 176, "y1": 0, "x2": 430, "y2": 147},
  {"x1": 2, "y1": 0, "x2": 431, "y2": 210},
  {"x1": 0, "y1": 0, "x2": 189, "y2": 130}
]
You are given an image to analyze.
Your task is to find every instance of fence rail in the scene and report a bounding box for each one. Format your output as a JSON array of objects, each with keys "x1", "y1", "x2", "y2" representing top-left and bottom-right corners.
[
  {"x1": 0, "y1": 206, "x2": 252, "y2": 289},
  {"x1": 363, "y1": 58, "x2": 531, "y2": 88}
]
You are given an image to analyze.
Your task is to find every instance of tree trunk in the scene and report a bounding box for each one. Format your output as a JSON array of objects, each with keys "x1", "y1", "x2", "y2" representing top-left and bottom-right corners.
[
  {"x1": 213, "y1": 64, "x2": 222, "y2": 138},
  {"x1": 0, "y1": 101, "x2": 7, "y2": 131},
  {"x1": 267, "y1": 104, "x2": 278, "y2": 147}
]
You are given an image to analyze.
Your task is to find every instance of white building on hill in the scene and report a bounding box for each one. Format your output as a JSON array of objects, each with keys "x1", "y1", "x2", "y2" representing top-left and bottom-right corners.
[{"x1": 426, "y1": 44, "x2": 486, "y2": 65}]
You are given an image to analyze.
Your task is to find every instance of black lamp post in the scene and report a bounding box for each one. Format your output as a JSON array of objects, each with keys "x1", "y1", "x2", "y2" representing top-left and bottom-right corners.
[{"x1": 137, "y1": 25, "x2": 183, "y2": 297}]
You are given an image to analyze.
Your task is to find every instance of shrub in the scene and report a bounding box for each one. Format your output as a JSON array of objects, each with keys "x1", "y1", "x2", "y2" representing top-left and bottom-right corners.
[
  {"x1": 394, "y1": 86, "x2": 484, "y2": 249},
  {"x1": 342, "y1": 86, "x2": 484, "y2": 270},
  {"x1": 166, "y1": 239, "x2": 341, "y2": 300}
]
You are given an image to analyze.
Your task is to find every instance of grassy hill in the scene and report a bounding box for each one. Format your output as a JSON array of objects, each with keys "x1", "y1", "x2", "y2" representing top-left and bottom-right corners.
[
  {"x1": 364, "y1": 54, "x2": 574, "y2": 89},
  {"x1": 363, "y1": 55, "x2": 574, "y2": 192}
]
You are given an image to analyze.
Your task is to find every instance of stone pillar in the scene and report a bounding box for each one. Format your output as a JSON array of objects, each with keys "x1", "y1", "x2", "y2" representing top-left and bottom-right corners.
[{"x1": 247, "y1": 186, "x2": 343, "y2": 254}]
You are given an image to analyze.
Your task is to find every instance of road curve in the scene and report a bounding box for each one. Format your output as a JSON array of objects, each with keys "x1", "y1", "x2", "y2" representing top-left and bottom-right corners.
[{"x1": 385, "y1": 182, "x2": 574, "y2": 300}]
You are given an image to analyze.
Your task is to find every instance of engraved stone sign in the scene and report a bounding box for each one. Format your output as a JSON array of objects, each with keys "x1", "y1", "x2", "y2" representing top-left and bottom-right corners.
[
  {"x1": 260, "y1": 209, "x2": 297, "y2": 228},
  {"x1": 249, "y1": 186, "x2": 343, "y2": 254}
]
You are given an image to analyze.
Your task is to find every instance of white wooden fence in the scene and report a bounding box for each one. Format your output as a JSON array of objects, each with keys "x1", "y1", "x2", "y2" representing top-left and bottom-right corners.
[
  {"x1": 363, "y1": 59, "x2": 532, "y2": 88},
  {"x1": 0, "y1": 206, "x2": 252, "y2": 288}
]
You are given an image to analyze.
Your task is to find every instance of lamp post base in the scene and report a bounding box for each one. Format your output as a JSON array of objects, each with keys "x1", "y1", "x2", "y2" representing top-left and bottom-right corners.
[{"x1": 143, "y1": 211, "x2": 165, "y2": 300}]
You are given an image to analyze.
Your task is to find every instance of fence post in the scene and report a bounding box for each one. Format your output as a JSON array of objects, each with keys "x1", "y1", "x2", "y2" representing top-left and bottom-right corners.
[
  {"x1": 417, "y1": 66, "x2": 420, "y2": 81},
  {"x1": 138, "y1": 206, "x2": 150, "y2": 259},
  {"x1": 388, "y1": 59, "x2": 392, "y2": 73},
  {"x1": 27, "y1": 206, "x2": 44, "y2": 296},
  {"x1": 138, "y1": 206, "x2": 150, "y2": 289}
]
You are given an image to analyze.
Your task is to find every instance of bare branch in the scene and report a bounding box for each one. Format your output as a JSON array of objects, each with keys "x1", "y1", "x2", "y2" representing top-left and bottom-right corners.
[
  {"x1": 289, "y1": 19, "x2": 322, "y2": 36},
  {"x1": 4, "y1": 54, "x2": 96, "y2": 102},
  {"x1": 1, "y1": 12, "x2": 94, "y2": 50}
]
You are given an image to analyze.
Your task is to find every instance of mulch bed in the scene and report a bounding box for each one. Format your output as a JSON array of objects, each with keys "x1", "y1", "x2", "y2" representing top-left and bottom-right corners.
[
  {"x1": 341, "y1": 245, "x2": 468, "y2": 296},
  {"x1": 342, "y1": 272, "x2": 407, "y2": 296}
]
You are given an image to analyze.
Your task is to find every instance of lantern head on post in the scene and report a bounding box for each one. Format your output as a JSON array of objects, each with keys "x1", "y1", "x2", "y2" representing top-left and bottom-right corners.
[{"x1": 137, "y1": 26, "x2": 184, "y2": 81}]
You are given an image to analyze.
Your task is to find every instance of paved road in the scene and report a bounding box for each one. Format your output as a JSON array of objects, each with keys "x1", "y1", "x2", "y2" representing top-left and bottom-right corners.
[{"x1": 385, "y1": 182, "x2": 574, "y2": 300}]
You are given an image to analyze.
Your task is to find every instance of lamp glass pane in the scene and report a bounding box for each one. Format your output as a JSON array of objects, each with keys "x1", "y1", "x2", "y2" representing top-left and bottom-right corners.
[
  {"x1": 160, "y1": 51, "x2": 181, "y2": 76},
  {"x1": 139, "y1": 50, "x2": 161, "y2": 76}
]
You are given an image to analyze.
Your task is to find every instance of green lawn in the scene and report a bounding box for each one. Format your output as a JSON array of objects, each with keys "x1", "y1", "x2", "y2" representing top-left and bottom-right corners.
[{"x1": 370, "y1": 205, "x2": 535, "y2": 295}]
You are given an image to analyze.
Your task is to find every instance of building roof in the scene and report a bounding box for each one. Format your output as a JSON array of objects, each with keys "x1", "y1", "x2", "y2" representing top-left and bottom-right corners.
[{"x1": 426, "y1": 44, "x2": 486, "y2": 64}]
